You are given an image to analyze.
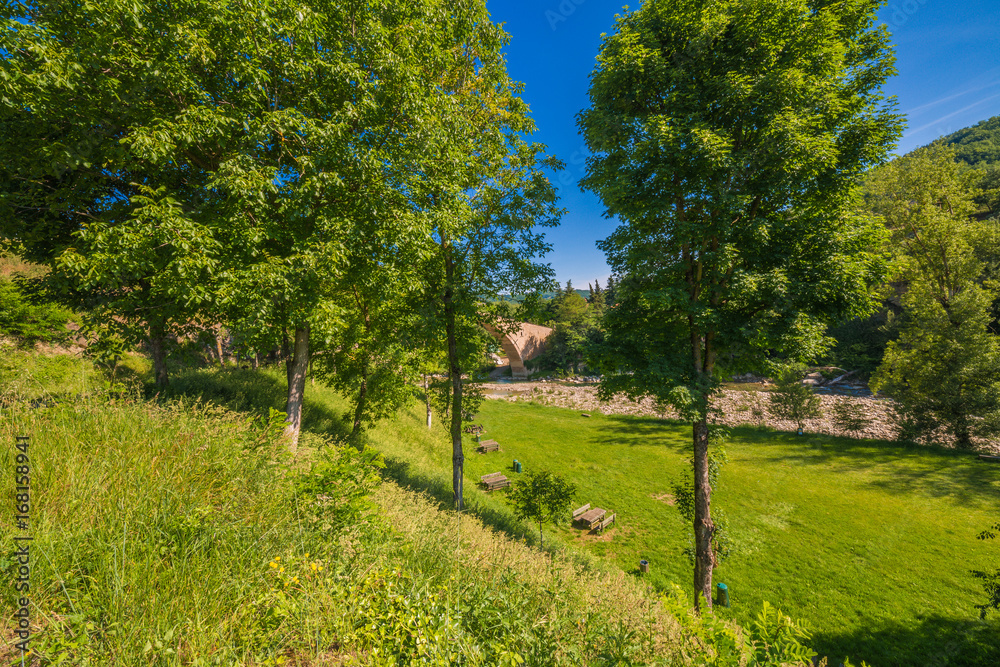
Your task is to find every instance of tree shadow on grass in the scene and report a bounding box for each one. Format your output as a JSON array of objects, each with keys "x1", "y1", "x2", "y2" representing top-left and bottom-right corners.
[
  {"x1": 729, "y1": 426, "x2": 1000, "y2": 509},
  {"x1": 161, "y1": 367, "x2": 543, "y2": 547},
  {"x1": 591, "y1": 415, "x2": 692, "y2": 451},
  {"x1": 380, "y1": 455, "x2": 541, "y2": 548},
  {"x1": 158, "y1": 366, "x2": 352, "y2": 440},
  {"x1": 811, "y1": 614, "x2": 1000, "y2": 667},
  {"x1": 587, "y1": 411, "x2": 998, "y2": 508}
]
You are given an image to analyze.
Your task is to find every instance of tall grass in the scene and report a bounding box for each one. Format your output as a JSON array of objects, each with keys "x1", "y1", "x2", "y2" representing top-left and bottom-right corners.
[
  {"x1": 0, "y1": 393, "x2": 350, "y2": 663},
  {"x1": 0, "y1": 358, "x2": 820, "y2": 665}
]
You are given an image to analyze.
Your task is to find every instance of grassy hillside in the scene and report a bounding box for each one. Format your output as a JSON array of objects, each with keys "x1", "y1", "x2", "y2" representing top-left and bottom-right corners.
[
  {"x1": 0, "y1": 354, "x2": 824, "y2": 666},
  {"x1": 366, "y1": 396, "x2": 1000, "y2": 667}
]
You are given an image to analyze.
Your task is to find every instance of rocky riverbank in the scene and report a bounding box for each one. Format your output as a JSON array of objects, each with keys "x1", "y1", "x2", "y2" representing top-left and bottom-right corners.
[{"x1": 484, "y1": 381, "x2": 1000, "y2": 454}]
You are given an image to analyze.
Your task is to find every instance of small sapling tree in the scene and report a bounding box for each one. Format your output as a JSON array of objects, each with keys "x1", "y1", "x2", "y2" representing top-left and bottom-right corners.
[
  {"x1": 973, "y1": 520, "x2": 1000, "y2": 619},
  {"x1": 508, "y1": 470, "x2": 576, "y2": 548},
  {"x1": 769, "y1": 367, "x2": 822, "y2": 433}
]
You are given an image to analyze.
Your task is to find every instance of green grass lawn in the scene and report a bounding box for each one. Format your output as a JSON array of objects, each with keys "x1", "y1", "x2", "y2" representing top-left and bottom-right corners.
[{"x1": 368, "y1": 397, "x2": 1000, "y2": 667}]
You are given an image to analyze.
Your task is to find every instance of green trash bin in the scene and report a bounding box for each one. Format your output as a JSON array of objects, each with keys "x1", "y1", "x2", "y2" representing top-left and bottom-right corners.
[
  {"x1": 716, "y1": 582, "x2": 730, "y2": 607},
  {"x1": 513, "y1": 460, "x2": 522, "y2": 473}
]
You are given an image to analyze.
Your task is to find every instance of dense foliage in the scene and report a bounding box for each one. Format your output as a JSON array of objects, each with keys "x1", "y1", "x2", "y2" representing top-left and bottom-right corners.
[
  {"x1": 0, "y1": 0, "x2": 560, "y2": 469},
  {"x1": 581, "y1": 0, "x2": 901, "y2": 608},
  {"x1": 529, "y1": 281, "x2": 605, "y2": 375},
  {"x1": 868, "y1": 146, "x2": 1000, "y2": 448},
  {"x1": 0, "y1": 278, "x2": 72, "y2": 347},
  {"x1": 936, "y1": 115, "x2": 1000, "y2": 167}
]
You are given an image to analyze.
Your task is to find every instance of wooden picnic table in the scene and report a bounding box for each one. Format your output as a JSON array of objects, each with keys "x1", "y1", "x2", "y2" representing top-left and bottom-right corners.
[
  {"x1": 477, "y1": 439, "x2": 500, "y2": 453},
  {"x1": 480, "y1": 472, "x2": 510, "y2": 491},
  {"x1": 576, "y1": 507, "x2": 606, "y2": 530}
]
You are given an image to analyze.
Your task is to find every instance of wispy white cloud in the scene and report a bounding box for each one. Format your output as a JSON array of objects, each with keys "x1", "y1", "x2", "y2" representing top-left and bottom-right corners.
[
  {"x1": 905, "y1": 78, "x2": 1000, "y2": 116},
  {"x1": 904, "y1": 92, "x2": 1000, "y2": 138}
]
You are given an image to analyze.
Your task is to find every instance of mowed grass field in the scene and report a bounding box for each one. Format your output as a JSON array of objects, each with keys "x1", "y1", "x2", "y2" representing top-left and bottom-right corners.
[{"x1": 369, "y1": 396, "x2": 1000, "y2": 667}]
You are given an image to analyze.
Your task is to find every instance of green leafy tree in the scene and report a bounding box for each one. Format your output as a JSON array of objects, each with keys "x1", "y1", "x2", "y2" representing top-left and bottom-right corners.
[
  {"x1": 508, "y1": 470, "x2": 576, "y2": 548},
  {"x1": 973, "y1": 165, "x2": 1000, "y2": 217},
  {"x1": 1, "y1": 1, "x2": 235, "y2": 386},
  {"x1": 768, "y1": 366, "x2": 822, "y2": 432},
  {"x1": 315, "y1": 235, "x2": 422, "y2": 443},
  {"x1": 604, "y1": 275, "x2": 617, "y2": 308},
  {"x1": 868, "y1": 147, "x2": 1000, "y2": 448},
  {"x1": 580, "y1": 0, "x2": 900, "y2": 608},
  {"x1": 410, "y1": 14, "x2": 562, "y2": 510}
]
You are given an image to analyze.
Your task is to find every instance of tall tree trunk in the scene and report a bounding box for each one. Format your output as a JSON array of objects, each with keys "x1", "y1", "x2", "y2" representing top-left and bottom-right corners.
[
  {"x1": 252, "y1": 352, "x2": 259, "y2": 370},
  {"x1": 443, "y1": 245, "x2": 464, "y2": 510},
  {"x1": 539, "y1": 521, "x2": 544, "y2": 548},
  {"x1": 693, "y1": 417, "x2": 715, "y2": 611},
  {"x1": 283, "y1": 325, "x2": 310, "y2": 454},
  {"x1": 149, "y1": 325, "x2": 170, "y2": 389},
  {"x1": 424, "y1": 373, "x2": 432, "y2": 429},
  {"x1": 351, "y1": 362, "x2": 368, "y2": 443},
  {"x1": 692, "y1": 330, "x2": 717, "y2": 611}
]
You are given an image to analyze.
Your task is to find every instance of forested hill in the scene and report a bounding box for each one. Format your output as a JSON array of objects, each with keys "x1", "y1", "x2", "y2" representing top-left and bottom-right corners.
[{"x1": 933, "y1": 114, "x2": 1000, "y2": 166}]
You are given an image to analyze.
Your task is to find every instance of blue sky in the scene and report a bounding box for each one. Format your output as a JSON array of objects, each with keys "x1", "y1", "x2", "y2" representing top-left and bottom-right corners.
[{"x1": 486, "y1": 0, "x2": 1000, "y2": 289}]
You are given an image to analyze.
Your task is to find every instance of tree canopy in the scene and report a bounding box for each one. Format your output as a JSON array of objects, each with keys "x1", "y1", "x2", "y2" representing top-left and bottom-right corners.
[{"x1": 580, "y1": 0, "x2": 902, "y2": 609}]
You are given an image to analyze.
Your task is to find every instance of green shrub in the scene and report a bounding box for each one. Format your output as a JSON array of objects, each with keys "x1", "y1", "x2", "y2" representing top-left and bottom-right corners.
[
  {"x1": 661, "y1": 589, "x2": 815, "y2": 666},
  {"x1": 0, "y1": 278, "x2": 73, "y2": 346}
]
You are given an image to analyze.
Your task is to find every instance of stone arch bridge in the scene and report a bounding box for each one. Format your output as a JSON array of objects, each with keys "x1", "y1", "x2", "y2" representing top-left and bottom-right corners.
[{"x1": 482, "y1": 321, "x2": 553, "y2": 380}]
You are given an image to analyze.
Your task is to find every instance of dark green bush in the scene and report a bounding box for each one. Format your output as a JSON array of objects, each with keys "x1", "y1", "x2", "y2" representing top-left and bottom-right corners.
[{"x1": 0, "y1": 278, "x2": 73, "y2": 346}]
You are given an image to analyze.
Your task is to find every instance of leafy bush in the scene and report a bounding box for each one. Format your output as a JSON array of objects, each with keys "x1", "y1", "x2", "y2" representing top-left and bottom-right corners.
[
  {"x1": 661, "y1": 588, "x2": 817, "y2": 666},
  {"x1": 0, "y1": 278, "x2": 72, "y2": 346}
]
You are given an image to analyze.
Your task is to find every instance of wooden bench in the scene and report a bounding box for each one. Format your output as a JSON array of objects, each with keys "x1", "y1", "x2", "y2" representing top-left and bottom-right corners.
[
  {"x1": 979, "y1": 454, "x2": 1000, "y2": 462},
  {"x1": 480, "y1": 472, "x2": 510, "y2": 491},
  {"x1": 477, "y1": 439, "x2": 500, "y2": 453},
  {"x1": 463, "y1": 424, "x2": 485, "y2": 435},
  {"x1": 572, "y1": 504, "x2": 591, "y2": 522},
  {"x1": 575, "y1": 507, "x2": 606, "y2": 530},
  {"x1": 595, "y1": 513, "x2": 616, "y2": 534}
]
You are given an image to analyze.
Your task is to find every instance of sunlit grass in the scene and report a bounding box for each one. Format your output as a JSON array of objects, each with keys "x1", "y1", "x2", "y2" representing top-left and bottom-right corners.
[{"x1": 372, "y1": 396, "x2": 1000, "y2": 666}]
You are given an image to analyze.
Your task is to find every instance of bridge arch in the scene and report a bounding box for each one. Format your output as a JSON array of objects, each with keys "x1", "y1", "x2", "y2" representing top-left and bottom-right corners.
[{"x1": 482, "y1": 321, "x2": 553, "y2": 379}]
